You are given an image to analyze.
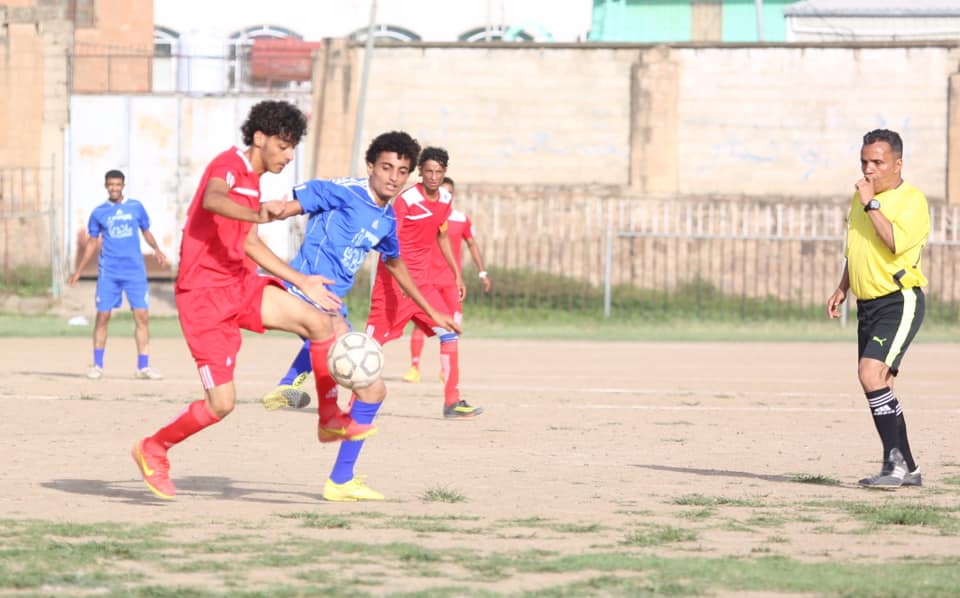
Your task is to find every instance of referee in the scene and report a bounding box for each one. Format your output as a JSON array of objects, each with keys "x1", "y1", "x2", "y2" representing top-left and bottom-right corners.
[{"x1": 827, "y1": 129, "x2": 929, "y2": 489}]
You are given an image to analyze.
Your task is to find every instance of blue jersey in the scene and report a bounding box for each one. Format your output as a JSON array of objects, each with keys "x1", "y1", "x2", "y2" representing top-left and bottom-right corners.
[
  {"x1": 88, "y1": 198, "x2": 151, "y2": 278},
  {"x1": 290, "y1": 177, "x2": 400, "y2": 300}
]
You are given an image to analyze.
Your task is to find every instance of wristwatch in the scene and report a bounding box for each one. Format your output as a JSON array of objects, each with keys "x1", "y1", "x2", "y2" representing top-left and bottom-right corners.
[{"x1": 864, "y1": 199, "x2": 881, "y2": 212}]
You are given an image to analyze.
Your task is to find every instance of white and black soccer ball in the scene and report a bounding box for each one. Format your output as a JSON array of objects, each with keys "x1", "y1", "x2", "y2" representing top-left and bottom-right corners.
[{"x1": 326, "y1": 332, "x2": 384, "y2": 389}]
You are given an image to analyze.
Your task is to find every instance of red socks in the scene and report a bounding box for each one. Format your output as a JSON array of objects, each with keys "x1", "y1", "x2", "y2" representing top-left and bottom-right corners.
[
  {"x1": 148, "y1": 399, "x2": 220, "y2": 451},
  {"x1": 410, "y1": 328, "x2": 425, "y2": 367},
  {"x1": 440, "y1": 339, "x2": 460, "y2": 407},
  {"x1": 309, "y1": 335, "x2": 342, "y2": 422}
]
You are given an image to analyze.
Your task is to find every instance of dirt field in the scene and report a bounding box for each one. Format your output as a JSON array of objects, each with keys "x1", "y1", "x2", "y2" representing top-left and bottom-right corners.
[{"x1": 2, "y1": 334, "x2": 959, "y2": 593}]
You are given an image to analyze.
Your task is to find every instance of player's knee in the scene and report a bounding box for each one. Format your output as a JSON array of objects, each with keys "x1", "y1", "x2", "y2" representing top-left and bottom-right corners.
[
  {"x1": 438, "y1": 332, "x2": 458, "y2": 344},
  {"x1": 206, "y1": 393, "x2": 236, "y2": 418},
  {"x1": 355, "y1": 378, "x2": 386, "y2": 403},
  {"x1": 857, "y1": 360, "x2": 888, "y2": 391}
]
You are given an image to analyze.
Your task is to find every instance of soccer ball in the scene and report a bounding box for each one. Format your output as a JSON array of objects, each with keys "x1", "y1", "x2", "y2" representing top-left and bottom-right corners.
[{"x1": 326, "y1": 332, "x2": 384, "y2": 389}]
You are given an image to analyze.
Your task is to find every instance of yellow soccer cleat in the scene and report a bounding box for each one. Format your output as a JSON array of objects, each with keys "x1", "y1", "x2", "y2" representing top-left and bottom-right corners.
[
  {"x1": 323, "y1": 477, "x2": 385, "y2": 501},
  {"x1": 261, "y1": 372, "x2": 312, "y2": 411},
  {"x1": 402, "y1": 366, "x2": 421, "y2": 383}
]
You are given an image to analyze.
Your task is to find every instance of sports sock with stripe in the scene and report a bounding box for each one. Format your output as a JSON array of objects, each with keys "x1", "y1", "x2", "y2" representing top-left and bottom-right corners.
[
  {"x1": 94, "y1": 348, "x2": 105, "y2": 368},
  {"x1": 147, "y1": 399, "x2": 221, "y2": 451},
  {"x1": 279, "y1": 340, "x2": 312, "y2": 386},
  {"x1": 897, "y1": 412, "x2": 918, "y2": 472},
  {"x1": 866, "y1": 386, "x2": 901, "y2": 464},
  {"x1": 308, "y1": 335, "x2": 341, "y2": 422},
  {"x1": 439, "y1": 336, "x2": 460, "y2": 407},
  {"x1": 329, "y1": 399, "x2": 381, "y2": 484}
]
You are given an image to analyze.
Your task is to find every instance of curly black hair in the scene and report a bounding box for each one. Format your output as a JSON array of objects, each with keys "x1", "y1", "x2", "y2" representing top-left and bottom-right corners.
[
  {"x1": 418, "y1": 146, "x2": 449, "y2": 169},
  {"x1": 241, "y1": 101, "x2": 307, "y2": 146},
  {"x1": 863, "y1": 129, "x2": 903, "y2": 158},
  {"x1": 365, "y1": 131, "x2": 421, "y2": 167}
]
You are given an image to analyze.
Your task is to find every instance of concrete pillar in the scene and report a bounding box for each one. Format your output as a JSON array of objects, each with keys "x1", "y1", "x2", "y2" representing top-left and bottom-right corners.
[
  {"x1": 948, "y1": 73, "x2": 960, "y2": 204},
  {"x1": 308, "y1": 38, "x2": 360, "y2": 180},
  {"x1": 629, "y1": 46, "x2": 680, "y2": 194},
  {"x1": 691, "y1": 0, "x2": 723, "y2": 42}
]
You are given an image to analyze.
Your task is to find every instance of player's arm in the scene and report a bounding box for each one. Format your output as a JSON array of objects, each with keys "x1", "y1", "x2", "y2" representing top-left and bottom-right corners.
[
  {"x1": 243, "y1": 225, "x2": 342, "y2": 311},
  {"x1": 271, "y1": 198, "x2": 305, "y2": 219},
  {"x1": 436, "y1": 227, "x2": 465, "y2": 300},
  {"x1": 140, "y1": 229, "x2": 168, "y2": 268},
  {"x1": 464, "y1": 237, "x2": 492, "y2": 293},
  {"x1": 827, "y1": 262, "x2": 850, "y2": 319},
  {"x1": 202, "y1": 178, "x2": 281, "y2": 223},
  {"x1": 68, "y1": 235, "x2": 102, "y2": 286},
  {"x1": 383, "y1": 256, "x2": 462, "y2": 334}
]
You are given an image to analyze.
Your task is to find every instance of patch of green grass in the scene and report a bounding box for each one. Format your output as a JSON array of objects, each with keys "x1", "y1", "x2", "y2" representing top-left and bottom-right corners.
[
  {"x1": 745, "y1": 513, "x2": 787, "y2": 527},
  {"x1": 676, "y1": 508, "x2": 716, "y2": 521},
  {"x1": 7, "y1": 516, "x2": 960, "y2": 596},
  {"x1": 942, "y1": 475, "x2": 960, "y2": 486},
  {"x1": 622, "y1": 525, "x2": 699, "y2": 547},
  {"x1": 382, "y1": 515, "x2": 482, "y2": 534},
  {"x1": 671, "y1": 494, "x2": 764, "y2": 508},
  {"x1": 277, "y1": 512, "x2": 351, "y2": 529},
  {"x1": 766, "y1": 535, "x2": 790, "y2": 544},
  {"x1": 549, "y1": 522, "x2": 604, "y2": 534},
  {"x1": 841, "y1": 502, "x2": 960, "y2": 533},
  {"x1": 420, "y1": 486, "x2": 467, "y2": 503},
  {"x1": 792, "y1": 474, "x2": 842, "y2": 486},
  {"x1": 0, "y1": 266, "x2": 51, "y2": 296}
]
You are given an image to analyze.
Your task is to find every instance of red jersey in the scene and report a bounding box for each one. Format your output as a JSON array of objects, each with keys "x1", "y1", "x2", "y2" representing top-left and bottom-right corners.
[
  {"x1": 176, "y1": 147, "x2": 262, "y2": 291},
  {"x1": 430, "y1": 209, "x2": 474, "y2": 287},
  {"x1": 374, "y1": 183, "x2": 453, "y2": 288}
]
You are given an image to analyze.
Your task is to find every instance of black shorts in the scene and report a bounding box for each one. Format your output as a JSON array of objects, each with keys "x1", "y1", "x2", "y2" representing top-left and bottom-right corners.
[{"x1": 857, "y1": 288, "x2": 924, "y2": 375}]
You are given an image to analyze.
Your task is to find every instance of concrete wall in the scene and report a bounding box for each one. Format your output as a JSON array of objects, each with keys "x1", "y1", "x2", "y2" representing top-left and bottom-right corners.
[
  {"x1": 65, "y1": 94, "x2": 312, "y2": 271},
  {"x1": 310, "y1": 42, "x2": 960, "y2": 202}
]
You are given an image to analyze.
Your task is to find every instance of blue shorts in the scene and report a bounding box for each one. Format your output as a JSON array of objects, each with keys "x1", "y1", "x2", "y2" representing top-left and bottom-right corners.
[{"x1": 95, "y1": 274, "x2": 149, "y2": 311}]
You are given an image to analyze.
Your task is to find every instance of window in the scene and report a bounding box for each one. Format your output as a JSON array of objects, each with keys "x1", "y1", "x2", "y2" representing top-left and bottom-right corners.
[
  {"x1": 459, "y1": 26, "x2": 536, "y2": 42},
  {"x1": 228, "y1": 25, "x2": 303, "y2": 91},
  {"x1": 153, "y1": 27, "x2": 179, "y2": 92},
  {"x1": 348, "y1": 25, "x2": 421, "y2": 43},
  {"x1": 154, "y1": 26, "x2": 179, "y2": 58}
]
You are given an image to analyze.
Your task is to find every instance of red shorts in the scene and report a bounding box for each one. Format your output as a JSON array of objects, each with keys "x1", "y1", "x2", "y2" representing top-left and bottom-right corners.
[
  {"x1": 176, "y1": 272, "x2": 284, "y2": 389},
  {"x1": 366, "y1": 282, "x2": 451, "y2": 345}
]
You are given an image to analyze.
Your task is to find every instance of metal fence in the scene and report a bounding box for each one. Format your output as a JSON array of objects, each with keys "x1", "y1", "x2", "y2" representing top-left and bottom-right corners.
[
  {"x1": 0, "y1": 166, "x2": 62, "y2": 298},
  {"x1": 450, "y1": 195, "x2": 960, "y2": 321}
]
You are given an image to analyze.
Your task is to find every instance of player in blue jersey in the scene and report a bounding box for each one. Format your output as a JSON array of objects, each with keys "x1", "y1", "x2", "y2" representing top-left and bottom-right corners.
[
  {"x1": 263, "y1": 130, "x2": 460, "y2": 501},
  {"x1": 68, "y1": 170, "x2": 168, "y2": 380}
]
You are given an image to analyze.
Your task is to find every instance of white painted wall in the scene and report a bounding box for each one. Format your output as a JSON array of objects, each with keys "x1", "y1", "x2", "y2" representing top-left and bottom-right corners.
[{"x1": 66, "y1": 94, "x2": 311, "y2": 267}]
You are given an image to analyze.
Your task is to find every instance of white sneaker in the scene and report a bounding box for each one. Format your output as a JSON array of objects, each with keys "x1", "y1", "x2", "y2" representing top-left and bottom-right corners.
[
  {"x1": 86, "y1": 366, "x2": 103, "y2": 380},
  {"x1": 135, "y1": 367, "x2": 163, "y2": 380}
]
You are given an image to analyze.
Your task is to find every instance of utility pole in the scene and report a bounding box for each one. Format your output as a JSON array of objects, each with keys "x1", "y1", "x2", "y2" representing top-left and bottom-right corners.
[
  {"x1": 351, "y1": 0, "x2": 378, "y2": 176},
  {"x1": 755, "y1": 0, "x2": 765, "y2": 42}
]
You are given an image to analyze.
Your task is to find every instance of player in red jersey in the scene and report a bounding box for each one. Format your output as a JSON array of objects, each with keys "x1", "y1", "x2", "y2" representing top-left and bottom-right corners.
[
  {"x1": 129, "y1": 102, "x2": 443, "y2": 500},
  {"x1": 403, "y1": 176, "x2": 491, "y2": 388},
  {"x1": 366, "y1": 148, "x2": 482, "y2": 418}
]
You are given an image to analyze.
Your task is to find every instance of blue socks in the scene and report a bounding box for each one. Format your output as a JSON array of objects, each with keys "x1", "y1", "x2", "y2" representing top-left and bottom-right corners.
[
  {"x1": 279, "y1": 340, "x2": 312, "y2": 385},
  {"x1": 94, "y1": 348, "x2": 105, "y2": 368},
  {"x1": 329, "y1": 399, "x2": 381, "y2": 484},
  {"x1": 137, "y1": 354, "x2": 148, "y2": 370}
]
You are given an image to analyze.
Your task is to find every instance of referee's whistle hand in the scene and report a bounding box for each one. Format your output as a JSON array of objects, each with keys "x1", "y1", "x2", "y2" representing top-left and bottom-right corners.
[{"x1": 827, "y1": 289, "x2": 845, "y2": 319}]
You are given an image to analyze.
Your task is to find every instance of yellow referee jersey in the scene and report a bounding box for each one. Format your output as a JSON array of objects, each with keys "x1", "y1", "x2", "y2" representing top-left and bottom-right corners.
[{"x1": 845, "y1": 181, "x2": 929, "y2": 300}]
